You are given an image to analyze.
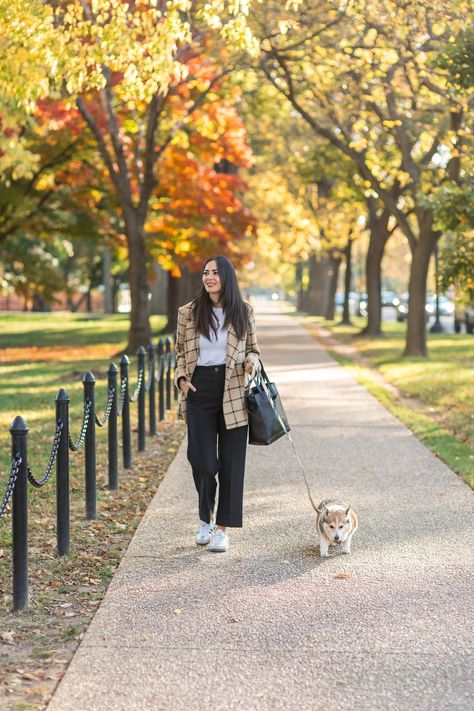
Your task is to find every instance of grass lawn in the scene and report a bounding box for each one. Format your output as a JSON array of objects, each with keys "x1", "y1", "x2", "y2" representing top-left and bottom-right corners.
[
  {"x1": 300, "y1": 314, "x2": 474, "y2": 487},
  {"x1": 0, "y1": 311, "x2": 185, "y2": 709}
]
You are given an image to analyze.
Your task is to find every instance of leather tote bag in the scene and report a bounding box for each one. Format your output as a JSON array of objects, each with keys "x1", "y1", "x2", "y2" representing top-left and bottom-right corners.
[{"x1": 245, "y1": 361, "x2": 290, "y2": 445}]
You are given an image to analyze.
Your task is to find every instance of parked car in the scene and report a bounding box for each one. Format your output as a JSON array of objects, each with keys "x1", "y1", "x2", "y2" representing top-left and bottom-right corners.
[
  {"x1": 395, "y1": 294, "x2": 455, "y2": 322},
  {"x1": 454, "y1": 302, "x2": 474, "y2": 334},
  {"x1": 425, "y1": 295, "x2": 455, "y2": 317},
  {"x1": 357, "y1": 292, "x2": 368, "y2": 317},
  {"x1": 381, "y1": 290, "x2": 398, "y2": 307},
  {"x1": 395, "y1": 295, "x2": 409, "y2": 322}
]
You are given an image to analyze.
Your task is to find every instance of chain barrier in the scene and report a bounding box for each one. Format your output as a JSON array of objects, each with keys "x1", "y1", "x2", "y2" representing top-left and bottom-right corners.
[
  {"x1": 95, "y1": 386, "x2": 115, "y2": 428},
  {"x1": 28, "y1": 418, "x2": 64, "y2": 488},
  {"x1": 129, "y1": 368, "x2": 144, "y2": 403},
  {"x1": 69, "y1": 399, "x2": 92, "y2": 451},
  {"x1": 0, "y1": 453, "x2": 23, "y2": 519},
  {"x1": 118, "y1": 377, "x2": 128, "y2": 415}
]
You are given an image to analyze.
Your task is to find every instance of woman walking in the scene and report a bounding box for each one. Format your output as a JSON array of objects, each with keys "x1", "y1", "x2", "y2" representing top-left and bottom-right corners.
[{"x1": 174, "y1": 256, "x2": 260, "y2": 552}]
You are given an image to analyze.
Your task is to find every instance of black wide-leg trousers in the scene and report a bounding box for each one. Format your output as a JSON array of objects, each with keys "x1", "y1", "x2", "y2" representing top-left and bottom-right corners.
[{"x1": 186, "y1": 364, "x2": 248, "y2": 527}]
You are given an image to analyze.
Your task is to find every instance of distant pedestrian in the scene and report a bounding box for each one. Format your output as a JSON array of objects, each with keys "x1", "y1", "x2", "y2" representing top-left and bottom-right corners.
[{"x1": 174, "y1": 255, "x2": 260, "y2": 552}]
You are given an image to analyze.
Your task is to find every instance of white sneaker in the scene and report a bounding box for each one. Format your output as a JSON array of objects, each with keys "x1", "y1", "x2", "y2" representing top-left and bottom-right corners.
[
  {"x1": 195, "y1": 520, "x2": 214, "y2": 546},
  {"x1": 209, "y1": 528, "x2": 229, "y2": 553}
]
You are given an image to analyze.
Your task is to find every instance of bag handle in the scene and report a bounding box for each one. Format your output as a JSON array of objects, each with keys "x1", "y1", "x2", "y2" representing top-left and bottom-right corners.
[{"x1": 245, "y1": 358, "x2": 269, "y2": 391}]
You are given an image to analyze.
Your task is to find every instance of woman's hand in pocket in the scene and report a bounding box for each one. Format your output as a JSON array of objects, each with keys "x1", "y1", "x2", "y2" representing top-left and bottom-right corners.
[{"x1": 178, "y1": 378, "x2": 197, "y2": 395}]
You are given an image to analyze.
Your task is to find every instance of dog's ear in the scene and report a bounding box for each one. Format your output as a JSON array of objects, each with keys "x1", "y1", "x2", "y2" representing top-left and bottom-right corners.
[{"x1": 345, "y1": 506, "x2": 351, "y2": 516}]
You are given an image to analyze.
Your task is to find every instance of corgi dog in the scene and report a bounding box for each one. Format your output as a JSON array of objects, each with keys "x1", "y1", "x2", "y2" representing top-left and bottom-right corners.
[{"x1": 316, "y1": 498, "x2": 358, "y2": 557}]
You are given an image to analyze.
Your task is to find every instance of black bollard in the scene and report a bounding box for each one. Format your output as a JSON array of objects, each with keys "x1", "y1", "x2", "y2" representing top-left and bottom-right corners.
[
  {"x1": 56, "y1": 389, "x2": 70, "y2": 557},
  {"x1": 137, "y1": 346, "x2": 146, "y2": 452},
  {"x1": 83, "y1": 371, "x2": 96, "y2": 520},
  {"x1": 10, "y1": 415, "x2": 29, "y2": 611},
  {"x1": 108, "y1": 363, "x2": 118, "y2": 490},
  {"x1": 165, "y1": 337, "x2": 172, "y2": 411},
  {"x1": 147, "y1": 342, "x2": 156, "y2": 436},
  {"x1": 157, "y1": 338, "x2": 165, "y2": 421},
  {"x1": 120, "y1": 355, "x2": 132, "y2": 469}
]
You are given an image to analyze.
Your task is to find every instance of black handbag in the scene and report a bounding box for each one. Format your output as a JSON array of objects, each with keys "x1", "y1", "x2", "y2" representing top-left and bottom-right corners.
[{"x1": 245, "y1": 361, "x2": 290, "y2": 445}]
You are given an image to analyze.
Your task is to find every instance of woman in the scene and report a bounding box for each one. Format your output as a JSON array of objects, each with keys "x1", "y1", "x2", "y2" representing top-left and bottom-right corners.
[{"x1": 174, "y1": 256, "x2": 260, "y2": 553}]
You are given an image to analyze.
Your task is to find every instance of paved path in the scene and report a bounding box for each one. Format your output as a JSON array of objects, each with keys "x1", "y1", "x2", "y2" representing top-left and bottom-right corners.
[{"x1": 48, "y1": 303, "x2": 473, "y2": 711}]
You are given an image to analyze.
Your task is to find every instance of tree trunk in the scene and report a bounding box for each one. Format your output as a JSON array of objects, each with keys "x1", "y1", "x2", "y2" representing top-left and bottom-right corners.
[
  {"x1": 306, "y1": 252, "x2": 331, "y2": 315},
  {"x1": 361, "y1": 209, "x2": 391, "y2": 336},
  {"x1": 341, "y1": 237, "x2": 353, "y2": 325},
  {"x1": 295, "y1": 262, "x2": 305, "y2": 311},
  {"x1": 125, "y1": 211, "x2": 152, "y2": 352},
  {"x1": 31, "y1": 293, "x2": 51, "y2": 312},
  {"x1": 324, "y1": 255, "x2": 341, "y2": 320},
  {"x1": 112, "y1": 275, "x2": 119, "y2": 314},
  {"x1": 103, "y1": 247, "x2": 114, "y2": 314},
  {"x1": 403, "y1": 213, "x2": 438, "y2": 357}
]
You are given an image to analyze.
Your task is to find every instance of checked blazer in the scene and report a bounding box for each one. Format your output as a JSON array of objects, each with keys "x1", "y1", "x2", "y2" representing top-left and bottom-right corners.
[{"x1": 174, "y1": 301, "x2": 260, "y2": 429}]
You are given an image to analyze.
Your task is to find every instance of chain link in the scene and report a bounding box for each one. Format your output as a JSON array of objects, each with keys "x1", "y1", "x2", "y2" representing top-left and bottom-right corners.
[
  {"x1": 69, "y1": 399, "x2": 92, "y2": 451},
  {"x1": 95, "y1": 386, "x2": 115, "y2": 427},
  {"x1": 118, "y1": 377, "x2": 128, "y2": 415},
  {"x1": 0, "y1": 453, "x2": 23, "y2": 519},
  {"x1": 28, "y1": 419, "x2": 64, "y2": 488},
  {"x1": 129, "y1": 368, "x2": 144, "y2": 402}
]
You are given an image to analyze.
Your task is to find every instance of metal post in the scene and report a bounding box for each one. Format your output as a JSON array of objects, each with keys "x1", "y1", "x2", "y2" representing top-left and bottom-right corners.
[
  {"x1": 148, "y1": 342, "x2": 156, "y2": 435},
  {"x1": 120, "y1": 355, "x2": 132, "y2": 469},
  {"x1": 56, "y1": 389, "x2": 70, "y2": 557},
  {"x1": 10, "y1": 415, "x2": 29, "y2": 611},
  {"x1": 83, "y1": 371, "x2": 96, "y2": 520},
  {"x1": 108, "y1": 363, "x2": 118, "y2": 490},
  {"x1": 430, "y1": 243, "x2": 443, "y2": 333},
  {"x1": 157, "y1": 338, "x2": 165, "y2": 421},
  {"x1": 165, "y1": 337, "x2": 172, "y2": 411},
  {"x1": 137, "y1": 346, "x2": 146, "y2": 452}
]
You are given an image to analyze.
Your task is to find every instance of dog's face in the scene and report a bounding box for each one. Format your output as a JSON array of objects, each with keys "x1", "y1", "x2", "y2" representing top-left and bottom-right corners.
[{"x1": 320, "y1": 506, "x2": 352, "y2": 543}]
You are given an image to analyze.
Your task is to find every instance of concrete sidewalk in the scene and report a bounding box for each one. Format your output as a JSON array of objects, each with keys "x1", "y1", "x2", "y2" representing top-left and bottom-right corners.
[{"x1": 48, "y1": 303, "x2": 473, "y2": 711}]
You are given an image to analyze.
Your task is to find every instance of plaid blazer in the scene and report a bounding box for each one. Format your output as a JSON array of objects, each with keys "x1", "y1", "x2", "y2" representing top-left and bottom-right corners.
[{"x1": 174, "y1": 301, "x2": 260, "y2": 429}]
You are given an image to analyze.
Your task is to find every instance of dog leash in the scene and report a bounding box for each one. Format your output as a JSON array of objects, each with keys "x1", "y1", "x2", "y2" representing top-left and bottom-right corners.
[
  {"x1": 248, "y1": 362, "x2": 320, "y2": 514},
  {"x1": 277, "y1": 413, "x2": 321, "y2": 514}
]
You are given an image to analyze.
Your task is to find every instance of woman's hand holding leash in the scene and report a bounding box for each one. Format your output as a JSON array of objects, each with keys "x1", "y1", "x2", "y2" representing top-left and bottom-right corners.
[{"x1": 244, "y1": 354, "x2": 259, "y2": 374}]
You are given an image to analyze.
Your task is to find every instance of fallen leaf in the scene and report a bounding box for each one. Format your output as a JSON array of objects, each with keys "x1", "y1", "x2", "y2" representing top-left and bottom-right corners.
[
  {"x1": 0, "y1": 548, "x2": 4, "y2": 557},
  {"x1": 334, "y1": 572, "x2": 352, "y2": 580},
  {"x1": 1, "y1": 631, "x2": 15, "y2": 643}
]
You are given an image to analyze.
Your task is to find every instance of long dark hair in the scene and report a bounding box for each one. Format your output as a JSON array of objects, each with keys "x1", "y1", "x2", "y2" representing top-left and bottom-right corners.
[{"x1": 192, "y1": 256, "x2": 249, "y2": 340}]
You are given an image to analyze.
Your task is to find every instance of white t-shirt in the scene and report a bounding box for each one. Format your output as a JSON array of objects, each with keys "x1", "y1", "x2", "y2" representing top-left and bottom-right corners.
[{"x1": 197, "y1": 307, "x2": 227, "y2": 366}]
